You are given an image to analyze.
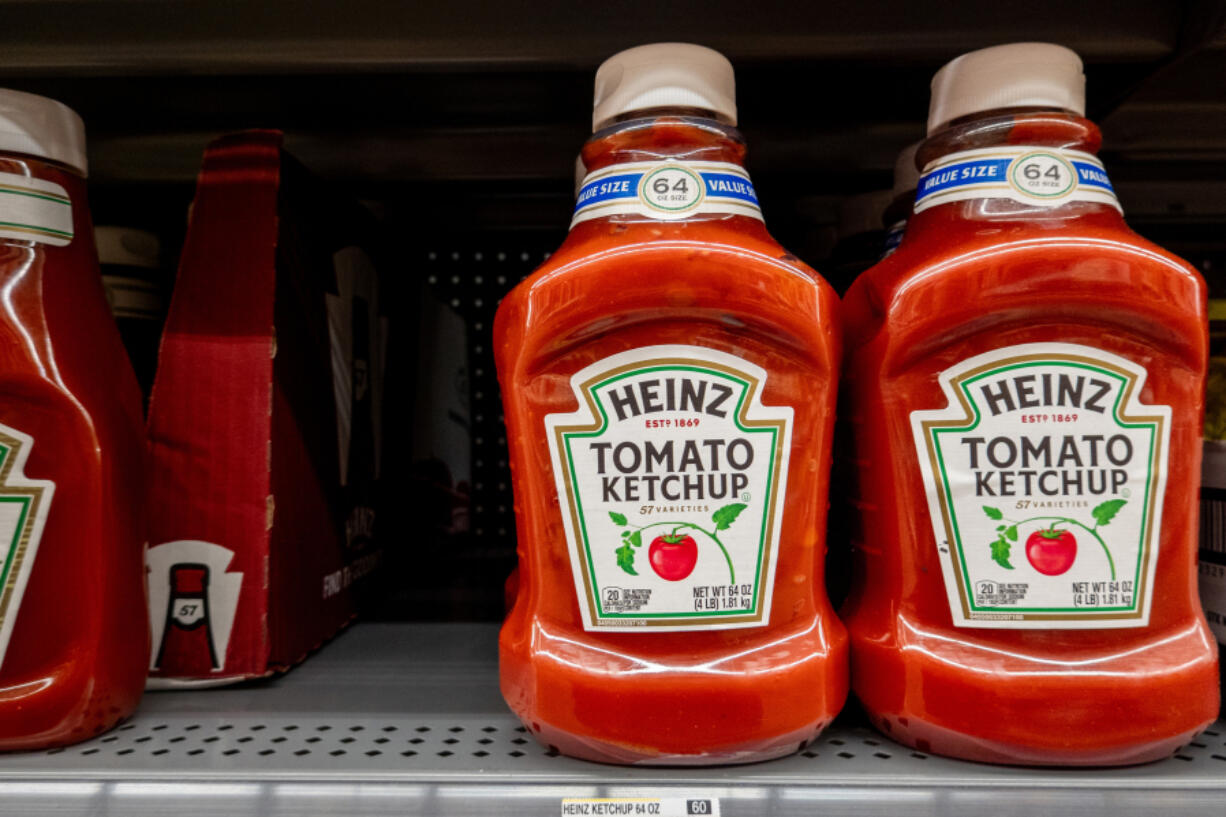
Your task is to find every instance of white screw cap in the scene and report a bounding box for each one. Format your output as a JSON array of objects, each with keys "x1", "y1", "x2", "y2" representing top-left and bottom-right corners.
[
  {"x1": 592, "y1": 43, "x2": 736, "y2": 132},
  {"x1": 0, "y1": 88, "x2": 87, "y2": 175},
  {"x1": 927, "y1": 43, "x2": 1085, "y2": 134},
  {"x1": 892, "y1": 140, "x2": 922, "y2": 198}
]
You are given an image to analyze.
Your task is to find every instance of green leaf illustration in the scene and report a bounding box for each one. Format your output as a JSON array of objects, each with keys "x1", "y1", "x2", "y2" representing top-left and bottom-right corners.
[
  {"x1": 990, "y1": 536, "x2": 1014, "y2": 570},
  {"x1": 616, "y1": 543, "x2": 637, "y2": 575},
  {"x1": 1091, "y1": 499, "x2": 1127, "y2": 527},
  {"x1": 712, "y1": 503, "x2": 747, "y2": 531},
  {"x1": 627, "y1": 530, "x2": 642, "y2": 548},
  {"x1": 1004, "y1": 525, "x2": 1018, "y2": 542},
  {"x1": 983, "y1": 505, "x2": 1004, "y2": 521},
  {"x1": 609, "y1": 511, "x2": 628, "y2": 526}
]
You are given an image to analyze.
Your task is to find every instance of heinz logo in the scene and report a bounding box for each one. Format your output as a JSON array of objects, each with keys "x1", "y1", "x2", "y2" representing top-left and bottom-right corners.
[
  {"x1": 604, "y1": 375, "x2": 734, "y2": 421},
  {"x1": 978, "y1": 372, "x2": 1112, "y2": 416}
]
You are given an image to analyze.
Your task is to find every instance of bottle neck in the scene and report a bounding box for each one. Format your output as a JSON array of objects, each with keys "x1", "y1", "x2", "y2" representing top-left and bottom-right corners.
[
  {"x1": 0, "y1": 153, "x2": 87, "y2": 253},
  {"x1": 908, "y1": 108, "x2": 1125, "y2": 230},
  {"x1": 582, "y1": 113, "x2": 747, "y2": 171},
  {"x1": 571, "y1": 113, "x2": 764, "y2": 231},
  {"x1": 919, "y1": 108, "x2": 1101, "y2": 166}
]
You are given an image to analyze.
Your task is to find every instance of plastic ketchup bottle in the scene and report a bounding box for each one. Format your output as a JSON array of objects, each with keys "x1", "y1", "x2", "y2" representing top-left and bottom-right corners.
[
  {"x1": 841, "y1": 43, "x2": 1219, "y2": 765},
  {"x1": 880, "y1": 141, "x2": 920, "y2": 259},
  {"x1": 0, "y1": 89, "x2": 148, "y2": 749},
  {"x1": 495, "y1": 43, "x2": 847, "y2": 764}
]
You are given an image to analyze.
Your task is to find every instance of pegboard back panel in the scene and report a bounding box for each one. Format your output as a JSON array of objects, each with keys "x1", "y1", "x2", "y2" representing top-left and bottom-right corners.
[{"x1": 372, "y1": 237, "x2": 561, "y2": 620}]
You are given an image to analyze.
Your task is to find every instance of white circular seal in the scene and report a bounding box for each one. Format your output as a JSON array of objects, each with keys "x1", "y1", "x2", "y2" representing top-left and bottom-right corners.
[
  {"x1": 638, "y1": 164, "x2": 706, "y2": 217},
  {"x1": 1008, "y1": 151, "x2": 1077, "y2": 200}
]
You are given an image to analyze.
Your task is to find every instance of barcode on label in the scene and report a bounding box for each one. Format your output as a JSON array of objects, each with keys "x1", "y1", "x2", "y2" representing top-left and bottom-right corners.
[
  {"x1": 561, "y1": 798, "x2": 720, "y2": 817},
  {"x1": 1200, "y1": 488, "x2": 1226, "y2": 564}
]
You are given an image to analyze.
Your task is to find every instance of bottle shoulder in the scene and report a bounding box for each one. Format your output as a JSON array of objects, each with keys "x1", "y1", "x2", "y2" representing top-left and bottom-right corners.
[
  {"x1": 494, "y1": 219, "x2": 840, "y2": 365},
  {"x1": 893, "y1": 208, "x2": 1200, "y2": 279},
  {"x1": 508, "y1": 219, "x2": 832, "y2": 303},
  {"x1": 851, "y1": 220, "x2": 1203, "y2": 322}
]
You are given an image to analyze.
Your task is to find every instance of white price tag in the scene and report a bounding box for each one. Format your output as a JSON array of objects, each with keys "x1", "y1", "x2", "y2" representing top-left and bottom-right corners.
[{"x1": 561, "y1": 797, "x2": 720, "y2": 817}]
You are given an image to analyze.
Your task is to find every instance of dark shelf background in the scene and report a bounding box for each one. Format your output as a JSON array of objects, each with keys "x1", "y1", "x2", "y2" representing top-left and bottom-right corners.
[{"x1": 5, "y1": 0, "x2": 1222, "y2": 619}]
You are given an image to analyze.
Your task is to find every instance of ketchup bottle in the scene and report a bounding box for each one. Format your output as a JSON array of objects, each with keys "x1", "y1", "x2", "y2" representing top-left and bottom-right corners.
[
  {"x1": 0, "y1": 89, "x2": 148, "y2": 748},
  {"x1": 880, "y1": 141, "x2": 920, "y2": 258},
  {"x1": 495, "y1": 43, "x2": 847, "y2": 764},
  {"x1": 841, "y1": 43, "x2": 1219, "y2": 765}
]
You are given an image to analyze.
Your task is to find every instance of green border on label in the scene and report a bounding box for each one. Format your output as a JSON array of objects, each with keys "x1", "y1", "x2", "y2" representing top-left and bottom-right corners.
[
  {"x1": 930, "y1": 359, "x2": 1156, "y2": 615},
  {"x1": 0, "y1": 443, "x2": 30, "y2": 591},
  {"x1": 562, "y1": 364, "x2": 777, "y2": 621}
]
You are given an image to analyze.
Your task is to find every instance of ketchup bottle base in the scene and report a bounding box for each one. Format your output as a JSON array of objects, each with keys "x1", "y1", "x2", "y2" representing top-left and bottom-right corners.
[
  {"x1": 516, "y1": 714, "x2": 830, "y2": 766},
  {"x1": 865, "y1": 709, "x2": 1213, "y2": 767},
  {"x1": 0, "y1": 685, "x2": 142, "y2": 752},
  {"x1": 851, "y1": 632, "x2": 1219, "y2": 767},
  {"x1": 501, "y1": 619, "x2": 849, "y2": 766}
]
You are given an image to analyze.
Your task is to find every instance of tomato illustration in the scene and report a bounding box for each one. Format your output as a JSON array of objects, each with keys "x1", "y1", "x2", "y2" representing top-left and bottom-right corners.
[
  {"x1": 1025, "y1": 528, "x2": 1077, "y2": 576},
  {"x1": 648, "y1": 534, "x2": 699, "y2": 581}
]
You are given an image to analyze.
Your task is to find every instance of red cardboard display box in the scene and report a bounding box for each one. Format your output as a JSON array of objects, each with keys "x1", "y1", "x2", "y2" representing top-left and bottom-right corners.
[{"x1": 145, "y1": 131, "x2": 386, "y2": 686}]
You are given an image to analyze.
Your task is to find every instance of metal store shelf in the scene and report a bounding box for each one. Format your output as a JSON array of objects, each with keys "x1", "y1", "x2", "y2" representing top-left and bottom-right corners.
[{"x1": 0, "y1": 622, "x2": 1221, "y2": 816}]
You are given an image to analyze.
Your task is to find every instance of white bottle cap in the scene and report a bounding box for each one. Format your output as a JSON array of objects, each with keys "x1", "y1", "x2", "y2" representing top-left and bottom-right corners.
[
  {"x1": 592, "y1": 43, "x2": 736, "y2": 132},
  {"x1": 892, "y1": 141, "x2": 922, "y2": 198},
  {"x1": 927, "y1": 43, "x2": 1085, "y2": 134},
  {"x1": 95, "y1": 226, "x2": 162, "y2": 269},
  {"x1": 0, "y1": 88, "x2": 87, "y2": 175}
]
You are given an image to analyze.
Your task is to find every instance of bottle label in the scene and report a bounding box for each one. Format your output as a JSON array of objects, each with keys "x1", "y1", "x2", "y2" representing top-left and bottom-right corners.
[
  {"x1": 913, "y1": 147, "x2": 1121, "y2": 215},
  {"x1": 910, "y1": 343, "x2": 1169, "y2": 629},
  {"x1": 545, "y1": 345, "x2": 791, "y2": 631},
  {"x1": 571, "y1": 161, "x2": 763, "y2": 228},
  {"x1": 0, "y1": 171, "x2": 74, "y2": 246},
  {"x1": 881, "y1": 218, "x2": 907, "y2": 258},
  {"x1": 0, "y1": 423, "x2": 55, "y2": 670}
]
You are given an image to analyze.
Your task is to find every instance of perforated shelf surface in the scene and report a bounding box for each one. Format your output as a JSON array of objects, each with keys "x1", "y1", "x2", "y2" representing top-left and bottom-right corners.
[{"x1": 0, "y1": 623, "x2": 1222, "y2": 816}]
